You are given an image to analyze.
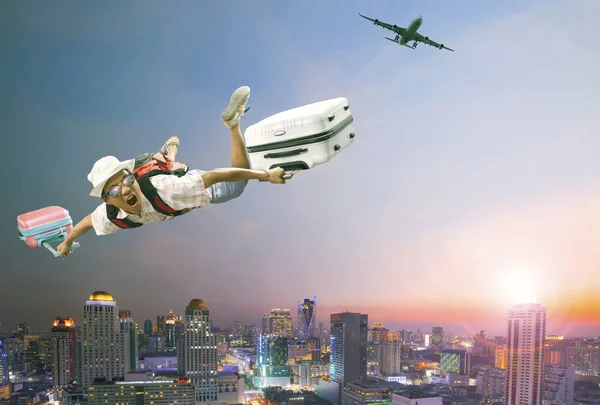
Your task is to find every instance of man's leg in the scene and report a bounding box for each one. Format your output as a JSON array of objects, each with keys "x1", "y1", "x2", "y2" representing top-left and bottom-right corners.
[{"x1": 209, "y1": 86, "x2": 252, "y2": 204}]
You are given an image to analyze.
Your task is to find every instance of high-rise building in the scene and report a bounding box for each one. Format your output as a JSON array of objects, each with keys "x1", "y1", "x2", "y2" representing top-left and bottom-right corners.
[
  {"x1": 268, "y1": 309, "x2": 293, "y2": 337},
  {"x1": 81, "y1": 291, "x2": 124, "y2": 390},
  {"x1": 179, "y1": 299, "x2": 218, "y2": 405},
  {"x1": 496, "y1": 346, "x2": 508, "y2": 369},
  {"x1": 262, "y1": 314, "x2": 268, "y2": 335},
  {"x1": 368, "y1": 322, "x2": 388, "y2": 344},
  {"x1": 156, "y1": 316, "x2": 166, "y2": 336},
  {"x1": 440, "y1": 349, "x2": 470, "y2": 375},
  {"x1": 330, "y1": 312, "x2": 368, "y2": 393},
  {"x1": 165, "y1": 310, "x2": 179, "y2": 352},
  {"x1": 118, "y1": 310, "x2": 138, "y2": 374},
  {"x1": 297, "y1": 297, "x2": 317, "y2": 340},
  {"x1": 505, "y1": 303, "x2": 547, "y2": 405},
  {"x1": 297, "y1": 298, "x2": 316, "y2": 339},
  {"x1": 257, "y1": 335, "x2": 288, "y2": 366},
  {"x1": 51, "y1": 317, "x2": 77, "y2": 387},
  {"x1": 143, "y1": 319, "x2": 153, "y2": 336},
  {"x1": 543, "y1": 365, "x2": 575, "y2": 405},
  {"x1": 381, "y1": 333, "x2": 402, "y2": 376},
  {"x1": 0, "y1": 340, "x2": 8, "y2": 400},
  {"x1": 431, "y1": 327, "x2": 443, "y2": 354}
]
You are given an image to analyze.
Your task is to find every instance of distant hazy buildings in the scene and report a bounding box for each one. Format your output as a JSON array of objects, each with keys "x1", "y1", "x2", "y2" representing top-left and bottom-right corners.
[
  {"x1": 505, "y1": 303, "x2": 547, "y2": 405},
  {"x1": 566, "y1": 343, "x2": 600, "y2": 376}
]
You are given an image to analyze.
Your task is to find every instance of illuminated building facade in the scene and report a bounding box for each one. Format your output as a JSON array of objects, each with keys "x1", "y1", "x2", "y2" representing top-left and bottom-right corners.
[
  {"x1": 368, "y1": 322, "x2": 388, "y2": 345},
  {"x1": 330, "y1": 312, "x2": 368, "y2": 394},
  {"x1": 51, "y1": 317, "x2": 77, "y2": 387},
  {"x1": 179, "y1": 299, "x2": 218, "y2": 405},
  {"x1": 257, "y1": 335, "x2": 288, "y2": 366},
  {"x1": 81, "y1": 291, "x2": 124, "y2": 390},
  {"x1": 297, "y1": 296, "x2": 317, "y2": 340},
  {"x1": 495, "y1": 346, "x2": 508, "y2": 369},
  {"x1": 88, "y1": 379, "x2": 195, "y2": 405},
  {"x1": 381, "y1": 333, "x2": 402, "y2": 376},
  {"x1": 268, "y1": 309, "x2": 293, "y2": 337},
  {"x1": 440, "y1": 349, "x2": 470, "y2": 375},
  {"x1": 0, "y1": 339, "x2": 9, "y2": 400},
  {"x1": 505, "y1": 303, "x2": 547, "y2": 405}
]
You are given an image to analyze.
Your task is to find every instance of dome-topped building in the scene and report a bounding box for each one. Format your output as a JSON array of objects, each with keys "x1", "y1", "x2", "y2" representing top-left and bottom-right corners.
[
  {"x1": 188, "y1": 299, "x2": 208, "y2": 310},
  {"x1": 88, "y1": 291, "x2": 114, "y2": 302}
]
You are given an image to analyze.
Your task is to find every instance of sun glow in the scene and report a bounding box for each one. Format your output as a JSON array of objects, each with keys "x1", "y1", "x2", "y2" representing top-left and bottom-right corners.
[{"x1": 497, "y1": 264, "x2": 541, "y2": 306}]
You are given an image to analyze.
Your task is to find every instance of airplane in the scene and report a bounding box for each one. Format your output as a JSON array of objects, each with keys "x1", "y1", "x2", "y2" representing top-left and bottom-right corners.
[{"x1": 359, "y1": 13, "x2": 455, "y2": 52}]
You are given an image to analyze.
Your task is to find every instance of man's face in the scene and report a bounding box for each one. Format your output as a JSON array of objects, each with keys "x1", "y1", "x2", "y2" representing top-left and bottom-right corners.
[{"x1": 102, "y1": 170, "x2": 141, "y2": 212}]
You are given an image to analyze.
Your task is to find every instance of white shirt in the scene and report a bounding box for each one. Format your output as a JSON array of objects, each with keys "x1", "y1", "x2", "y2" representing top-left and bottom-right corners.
[{"x1": 91, "y1": 169, "x2": 211, "y2": 236}]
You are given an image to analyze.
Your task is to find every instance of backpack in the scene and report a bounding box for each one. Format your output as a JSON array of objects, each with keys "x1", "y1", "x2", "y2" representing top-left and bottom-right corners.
[{"x1": 106, "y1": 152, "x2": 189, "y2": 229}]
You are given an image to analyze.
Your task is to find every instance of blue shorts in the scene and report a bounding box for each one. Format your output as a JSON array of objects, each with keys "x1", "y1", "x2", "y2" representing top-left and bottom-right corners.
[{"x1": 208, "y1": 180, "x2": 246, "y2": 204}]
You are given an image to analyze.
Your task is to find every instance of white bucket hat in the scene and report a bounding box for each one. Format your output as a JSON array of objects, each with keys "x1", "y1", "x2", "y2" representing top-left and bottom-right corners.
[{"x1": 88, "y1": 156, "x2": 136, "y2": 197}]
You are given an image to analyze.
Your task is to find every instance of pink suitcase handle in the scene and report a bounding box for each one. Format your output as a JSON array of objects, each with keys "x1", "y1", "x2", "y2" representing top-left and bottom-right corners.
[{"x1": 21, "y1": 227, "x2": 81, "y2": 257}]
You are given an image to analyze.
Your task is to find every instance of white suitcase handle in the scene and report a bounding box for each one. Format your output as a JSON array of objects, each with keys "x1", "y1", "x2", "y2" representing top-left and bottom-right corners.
[{"x1": 264, "y1": 148, "x2": 308, "y2": 159}]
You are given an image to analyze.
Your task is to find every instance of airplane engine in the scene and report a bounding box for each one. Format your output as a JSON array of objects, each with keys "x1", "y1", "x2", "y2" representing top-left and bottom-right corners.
[
  {"x1": 374, "y1": 19, "x2": 379, "y2": 24},
  {"x1": 439, "y1": 44, "x2": 444, "y2": 49}
]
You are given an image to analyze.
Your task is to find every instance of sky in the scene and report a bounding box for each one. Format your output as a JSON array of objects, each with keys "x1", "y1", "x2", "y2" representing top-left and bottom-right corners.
[{"x1": 1, "y1": 0, "x2": 599, "y2": 338}]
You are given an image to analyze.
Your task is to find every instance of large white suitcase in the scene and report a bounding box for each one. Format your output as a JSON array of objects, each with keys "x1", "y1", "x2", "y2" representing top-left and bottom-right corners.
[{"x1": 244, "y1": 97, "x2": 355, "y2": 179}]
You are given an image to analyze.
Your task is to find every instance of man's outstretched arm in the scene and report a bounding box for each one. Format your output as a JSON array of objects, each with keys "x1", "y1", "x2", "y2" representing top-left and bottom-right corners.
[
  {"x1": 202, "y1": 167, "x2": 285, "y2": 188},
  {"x1": 57, "y1": 214, "x2": 94, "y2": 259}
]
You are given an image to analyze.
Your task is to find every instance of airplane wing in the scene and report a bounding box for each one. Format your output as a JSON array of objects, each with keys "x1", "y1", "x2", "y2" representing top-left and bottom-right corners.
[
  {"x1": 414, "y1": 33, "x2": 455, "y2": 52},
  {"x1": 359, "y1": 13, "x2": 406, "y2": 36}
]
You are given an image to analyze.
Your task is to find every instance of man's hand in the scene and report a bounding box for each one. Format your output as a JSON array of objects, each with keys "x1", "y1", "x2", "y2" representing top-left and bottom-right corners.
[
  {"x1": 267, "y1": 167, "x2": 286, "y2": 184},
  {"x1": 57, "y1": 239, "x2": 74, "y2": 260}
]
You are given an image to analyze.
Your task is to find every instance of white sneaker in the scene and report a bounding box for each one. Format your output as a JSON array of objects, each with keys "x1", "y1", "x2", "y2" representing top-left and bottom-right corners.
[{"x1": 221, "y1": 86, "x2": 251, "y2": 128}]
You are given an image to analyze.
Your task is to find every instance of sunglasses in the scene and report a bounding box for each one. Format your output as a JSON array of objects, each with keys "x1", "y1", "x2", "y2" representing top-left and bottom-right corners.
[{"x1": 102, "y1": 172, "x2": 136, "y2": 199}]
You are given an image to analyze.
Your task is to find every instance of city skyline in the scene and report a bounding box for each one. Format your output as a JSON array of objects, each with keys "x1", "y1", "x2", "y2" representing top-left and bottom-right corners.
[
  {"x1": 2, "y1": 0, "x2": 600, "y2": 338},
  {"x1": 0, "y1": 290, "x2": 595, "y2": 339}
]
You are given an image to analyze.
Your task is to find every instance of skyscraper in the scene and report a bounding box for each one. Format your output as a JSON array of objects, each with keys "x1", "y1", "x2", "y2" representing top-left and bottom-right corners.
[
  {"x1": 118, "y1": 310, "x2": 138, "y2": 374},
  {"x1": 440, "y1": 349, "x2": 470, "y2": 375},
  {"x1": 268, "y1": 309, "x2": 293, "y2": 337},
  {"x1": 297, "y1": 296, "x2": 317, "y2": 340},
  {"x1": 179, "y1": 299, "x2": 218, "y2": 405},
  {"x1": 431, "y1": 326, "x2": 443, "y2": 354},
  {"x1": 506, "y1": 303, "x2": 547, "y2": 405},
  {"x1": 81, "y1": 291, "x2": 123, "y2": 390},
  {"x1": 330, "y1": 312, "x2": 368, "y2": 393},
  {"x1": 51, "y1": 317, "x2": 77, "y2": 388}
]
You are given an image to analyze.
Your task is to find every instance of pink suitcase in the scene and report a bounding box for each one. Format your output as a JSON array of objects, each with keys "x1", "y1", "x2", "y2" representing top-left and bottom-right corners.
[{"x1": 17, "y1": 206, "x2": 80, "y2": 257}]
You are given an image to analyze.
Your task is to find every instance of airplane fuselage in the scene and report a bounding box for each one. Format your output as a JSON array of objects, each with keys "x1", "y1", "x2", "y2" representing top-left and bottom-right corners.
[{"x1": 400, "y1": 16, "x2": 423, "y2": 45}]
